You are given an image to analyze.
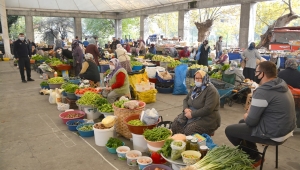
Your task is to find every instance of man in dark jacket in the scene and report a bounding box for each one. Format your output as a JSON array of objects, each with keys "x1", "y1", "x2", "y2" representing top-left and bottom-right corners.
[
  {"x1": 14, "y1": 33, "x2": 34, "y2": 83},
  {"x1": 225, "y1": 61, "x2": 296, "y2": 166},
  {"x1": 278, "y1": 58, "x2": 300, "y2": 89}
]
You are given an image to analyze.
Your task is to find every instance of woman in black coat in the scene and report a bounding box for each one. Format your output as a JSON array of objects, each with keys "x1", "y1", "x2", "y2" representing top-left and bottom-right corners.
[{"x1": 278, "y1": 58, "x2": 300, "y2": 89}]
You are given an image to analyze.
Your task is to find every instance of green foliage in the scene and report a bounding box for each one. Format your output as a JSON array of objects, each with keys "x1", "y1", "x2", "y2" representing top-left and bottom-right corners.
[
  {"x1": 7, "y1": 16, "x2": 25, "y2": 39},
  {"x1": 82, "y1": 18, "x2": 114, "y2": 47},
  {"x1": 0, "y1": 15, "x2": 20, "y2": 34},
  {"x1": 255, "y1": 0, "x2": 300, "y2": 41},
  {"x1": 122, "y1": 17, "x2": 140, "y2": 39},
  {"x1": 149, "y1": 12, "x2": 178, "y2": 38}
]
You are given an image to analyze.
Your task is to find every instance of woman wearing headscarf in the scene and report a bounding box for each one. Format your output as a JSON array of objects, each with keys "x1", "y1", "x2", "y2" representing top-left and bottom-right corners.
[
  {"x1": 79, "y1": 53, "x2": 100, "y2": 85},
  {"x1": 72, "y1": 41, "x2": 84, "y2": 76},
  {"x1": 115, "y1": 44, "x2": 132, "y2": 73},
  {"x1": 171, "y1": 70, "x2": 221, "y2": 136},
  {"x1": 85, "y1": 38, "x2": 100, "y2": 66},
  {"x1": 148, "y1": 44, "x2": 156, "y2": 54},
  {"x1": 104, "y1": 58, "x2": 130, "y2": 103},
  {"x1": 241, "y1": 42, "x2": 261, "y2": 80},
  {"x1": 224, "y1": 61, "x2": 245, "y2": 86},
  {"x1": 138, "y1": 42, "x2": 146, "y2": 55},
  {"x1": 196, "y1": 40, "x2": 210, "y2": 66},
  {"x1": 179, "y1": 46, "x2": 190, "y2": 58},
  {"x1": 215, "y1": 49, "x2": 229, "y2": 65},
  {"x1": 278, "y1": 58, "x2": 300, "y2": 89}
]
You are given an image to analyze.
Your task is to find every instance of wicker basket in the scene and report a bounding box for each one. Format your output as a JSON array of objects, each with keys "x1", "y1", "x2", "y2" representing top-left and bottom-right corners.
[{"x1": 113, "y1": 101, "x2": 146, "y2": 139}]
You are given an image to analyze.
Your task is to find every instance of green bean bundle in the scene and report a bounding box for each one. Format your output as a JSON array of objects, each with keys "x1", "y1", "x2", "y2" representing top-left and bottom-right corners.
[{"x1": 143, "y1": 127, "x2": 171, "y2": 141}]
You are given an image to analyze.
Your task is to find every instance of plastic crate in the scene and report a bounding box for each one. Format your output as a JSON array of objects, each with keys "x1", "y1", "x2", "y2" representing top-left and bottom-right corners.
[
  {"x1": 156, "y1": 72, "x2": 174, "y2": 83},
  {"x1": 100, "y1": 64, "x2": 110, "y2": 73}
]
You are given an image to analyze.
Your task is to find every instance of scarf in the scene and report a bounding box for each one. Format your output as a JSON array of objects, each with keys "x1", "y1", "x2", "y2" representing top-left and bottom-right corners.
[
  {"x1": 107, "y1": 58, "x2": 123, "y2": 80},
  {"x1": 191, "y1": 70, "x2": 210, "y2": 100},
  {"x1": 285, "y1": 58, "x2": 298, "y2": 70},
  {"x1": 248, "y1": 42, "x2": 255, "y2": 50},
  {"x1": 89, "y1": 39, "x2": 96, "y2": 45}
]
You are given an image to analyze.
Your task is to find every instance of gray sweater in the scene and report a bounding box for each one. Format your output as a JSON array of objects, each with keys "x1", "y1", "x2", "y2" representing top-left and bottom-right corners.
[
  {"x1": 183, "y1": 84, "x2": 221, "y2": 130},
  {"x1": 245, "y1": 78, "x2": 296, "y2": 139},
  {"x1": 241, "y1": 49, "x2": 261, "y2": 69}
]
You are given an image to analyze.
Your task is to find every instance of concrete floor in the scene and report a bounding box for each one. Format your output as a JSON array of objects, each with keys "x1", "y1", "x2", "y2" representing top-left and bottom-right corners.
[{"x1": 0, "y1": 60, "x2": 299, "y2": 170}]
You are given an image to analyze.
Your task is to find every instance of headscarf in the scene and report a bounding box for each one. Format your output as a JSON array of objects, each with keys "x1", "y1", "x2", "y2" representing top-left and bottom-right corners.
[
  {"x1": 248, "y1": 42, "x2": 255, "y2": 50},
  {"x1": 285, "y1": 58, "x2": 298, "y2": 70},
  {"x1": 229, "y1": 61, "x2": 237, "y2": 70},
  {"x1": 85, "y1": 53, "x2": 93, "y2": 60},
  {"x1": 117, "y1": 44, "x2": 122, "y2": 49},
  {"x1": 89, "y1": 39, "x2": 96, "y2": 45},
  {"x1": 191, "y1": 70, "x2": 210, "y2": 100},
  {"x1": 107, "y1": 58, "x2": 123, "y2": 79},
  {"x1": 72, "y1": 41, "x2": 79, "y2": 50},
  {"x1": 222, "y1": 49, "x2": 228, "y2": 54}
]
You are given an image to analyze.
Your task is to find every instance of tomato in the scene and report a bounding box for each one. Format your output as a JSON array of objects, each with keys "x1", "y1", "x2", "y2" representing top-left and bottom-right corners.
[{"x1": 151, "y1": 152, "x2": 166, "y2": 164}]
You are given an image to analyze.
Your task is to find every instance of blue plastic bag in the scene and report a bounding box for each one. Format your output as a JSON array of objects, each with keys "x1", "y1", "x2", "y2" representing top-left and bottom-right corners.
[
  {"x1": 202, "y1": 133, "x2": 217, "y2": 149},
  {"x1": 173, "y1": 64, "x2": 188, "y2": 95},
  {"x1": 195, "y1": 44, "x2": 202, "y2": 61}
]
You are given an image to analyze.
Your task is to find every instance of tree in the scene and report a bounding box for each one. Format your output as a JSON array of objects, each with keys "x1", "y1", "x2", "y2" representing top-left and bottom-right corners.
[
  {"x1": 82, "y1": 18, "x2": 114, "y2": 47},
  {"x1": 34, "y1": 17, "x2": 74, "y2": 44},
  {"x1": 256, "y1": 0, "x2": 300, "y2": 49},
  {"x1": 192, "y1": 6, "x2": 239, "y2": 43},
  {"x1": 122, "y1": 17, "x2": 140, "y2": 39},
  {"x1": 148, "y1": 12, "x2": 178, "y2": 38},
  {"x1": 8, "y1": 16, "x2": 25, "y2": 39},
  {"x1": 0, "y1": 15, "x2": 19, "y2": 33}
]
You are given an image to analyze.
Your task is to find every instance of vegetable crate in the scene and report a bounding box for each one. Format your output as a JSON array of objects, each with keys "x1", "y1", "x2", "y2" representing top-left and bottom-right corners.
[{"x1": 66, "y1": 98, "x2": 78, "y2": 110}]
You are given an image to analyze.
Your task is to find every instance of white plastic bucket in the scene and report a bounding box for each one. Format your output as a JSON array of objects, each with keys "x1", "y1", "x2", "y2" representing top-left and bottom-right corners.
[
  {"x1": 83, "y1": 107, "x2": 101, "y2": 120},
  {"x1": 132, "y1": 133, "x2": 148, "y2": 152},
  {"x1": 93, "y1": 124, "x2": 114, "y2": 146}
]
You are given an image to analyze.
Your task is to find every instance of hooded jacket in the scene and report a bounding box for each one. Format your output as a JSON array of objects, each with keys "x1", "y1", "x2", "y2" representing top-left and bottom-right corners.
[{"x1": 245, "y1": 78, "x2": 296, "y2": 139}]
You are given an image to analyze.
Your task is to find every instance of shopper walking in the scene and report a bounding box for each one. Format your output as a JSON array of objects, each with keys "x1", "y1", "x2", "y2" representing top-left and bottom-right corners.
[
  {"x1": 196, "y1": 40, "x2": 210, "y2": 66},
  {"x1": 72, "y1": 41, "x2": 84, "y2": 76},
  {"x1": 13, "y1": 33, "x2": 34, "y2": 83},
  {"x1": 241, "y1": 42, "x2": 261, "y2": 81},
  {"x1": 215, "y1": 36, "x2": 223, "y2": 59}
]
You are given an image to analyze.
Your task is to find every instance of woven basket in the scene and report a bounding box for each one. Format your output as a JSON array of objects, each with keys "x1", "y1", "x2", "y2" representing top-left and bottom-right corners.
[{"x1": 113, "y1": 101, "x2": 146, "y2": 139}]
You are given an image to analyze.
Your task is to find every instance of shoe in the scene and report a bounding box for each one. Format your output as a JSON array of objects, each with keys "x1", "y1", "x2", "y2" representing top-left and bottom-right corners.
[
  {"x1": 27, "y1": 78, "x2": 35, "y2": 81},
  {"x1": 22, "y1": 80, "x2": 27, "y2": 83},
  {"x1": 252, "y1": 155, "x2": 264, "y2": 168}
]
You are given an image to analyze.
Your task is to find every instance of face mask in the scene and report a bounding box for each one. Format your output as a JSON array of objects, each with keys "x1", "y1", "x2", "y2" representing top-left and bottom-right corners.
[
  {"x1": 19, "y1": 37, "x2": 25, "y2": 41},
  {"x1": 109, "y1": 65, "x2": 115, "y2": 70},
  {"x1": 254, "y1": 72, "x2": 264, "y2": 84},
  {"x1": 195, "y1": 81, "x2": 202, "y2": 87}
]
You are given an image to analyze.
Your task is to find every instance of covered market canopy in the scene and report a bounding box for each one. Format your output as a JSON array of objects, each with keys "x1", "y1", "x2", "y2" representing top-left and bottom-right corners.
[{"x1": 5, "y1": 0, "x2": 191, "y2": 13}]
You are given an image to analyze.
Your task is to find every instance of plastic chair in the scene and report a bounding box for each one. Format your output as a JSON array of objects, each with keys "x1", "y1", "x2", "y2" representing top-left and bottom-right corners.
[{"x1": 222, "y1": 73, "x2": 236, "y2": 85}]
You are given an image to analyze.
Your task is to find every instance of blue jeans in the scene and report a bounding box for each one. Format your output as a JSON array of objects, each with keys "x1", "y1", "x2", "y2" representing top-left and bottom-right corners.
[{"x1": 216, "y1": 51, "x2": 222, "y2": 59}]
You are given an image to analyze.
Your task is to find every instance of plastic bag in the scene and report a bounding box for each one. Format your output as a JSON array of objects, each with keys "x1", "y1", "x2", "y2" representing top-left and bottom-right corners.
[
  {"x1": 137, "y1": 89, "x2": 157, "y2": 104},
  {"x1": 57, "y1": 103, "x2": 70, "y2": 111},
  {"x1": 173, "y1": 64, "x2": 188, "y2": 95},
  {"x1": 48, "y1": 90, "x2": 56, "y2": 104},
  {"x1": 202, "y1": 133, "x2": 217, "y2": 150},
  {"x1": 171, "y1": 140, "x2": 186, "y2": 160},
  {"x1": 124, "y1": 100, "x2": 139, "y2": 109},
  {"x1": 145, "y1": 66, "x2": 165, "y2": 78},
  {"x1": 141, "y1": 108, "x2": 159, "y2": 125}
]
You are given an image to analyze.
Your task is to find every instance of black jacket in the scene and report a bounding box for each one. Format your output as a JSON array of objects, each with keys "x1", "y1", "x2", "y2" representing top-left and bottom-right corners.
[
  {"x1": 13, "y1": 39, "x2": 31, "y2": 58},
  {"x1": 278, "y1": 68, "x2": 300, "y2": 89}
]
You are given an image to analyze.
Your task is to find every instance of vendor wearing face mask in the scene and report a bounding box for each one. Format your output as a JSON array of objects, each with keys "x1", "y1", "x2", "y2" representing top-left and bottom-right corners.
[
  {"x1": 104, "y1": 58, "x2": 130, "y2": 103},
  {"x1": 13, "y1": 33, "x2": 34, "y2": 83},
  {"x1": 171, "y1": 70, "x2": 221, "y2": 136}
]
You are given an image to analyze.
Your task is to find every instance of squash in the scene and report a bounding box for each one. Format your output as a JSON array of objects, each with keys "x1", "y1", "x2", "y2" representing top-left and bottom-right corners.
[
  {"x1": 171, "y1": 133, "x2": 186, "y2": 141},
  {"x1": 101, "y1": 116, "x2": 116, "y2": 128}
]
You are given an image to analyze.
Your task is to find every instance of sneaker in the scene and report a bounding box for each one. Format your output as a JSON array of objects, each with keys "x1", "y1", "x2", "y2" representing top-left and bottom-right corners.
[
  {"x1": 252, "y1": 155, "x2": 264, "y2": 168},
  {"x1": 22, "y1": 80, "x2": 27, "y2": 83},
  {"x1": 27, "y1": 78, "x2": 35, "y2": 81}
]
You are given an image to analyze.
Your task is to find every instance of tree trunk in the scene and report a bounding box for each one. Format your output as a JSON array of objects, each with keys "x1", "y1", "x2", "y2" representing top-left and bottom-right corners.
[
  {"x1": 195, "y1": 19, "x2": 213, "y2": 43},
  {"x1": 256, "y1": 12, "x2": 299, "y2": 49}
]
